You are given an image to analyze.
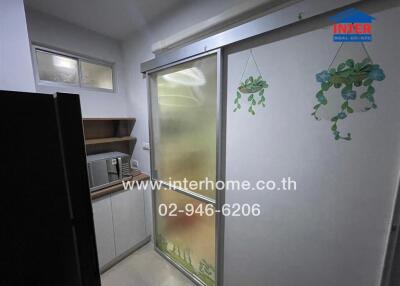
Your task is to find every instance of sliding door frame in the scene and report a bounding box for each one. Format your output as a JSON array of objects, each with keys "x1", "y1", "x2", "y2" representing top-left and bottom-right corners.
[
  {"x1": 141, "y1": 0, "x2": 362, "y2": 73},
  {"x1": 146, "y1": 48, "x2": 225, "y2": 286}
]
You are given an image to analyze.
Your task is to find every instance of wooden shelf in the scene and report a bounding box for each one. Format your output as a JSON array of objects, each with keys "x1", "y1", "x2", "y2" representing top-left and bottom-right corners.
[
  {"x1": 91, "y1": 172, "x2": 150, "y2": 200},
  {"x1": 83, "y1": 117, "x2": 136, "y2": 155},
  {"x1": 85, "y1": 136, "x2": 136, "y2": 146}
]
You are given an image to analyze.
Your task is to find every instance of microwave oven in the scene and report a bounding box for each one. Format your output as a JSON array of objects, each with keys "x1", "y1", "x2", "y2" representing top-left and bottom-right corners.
[{"x1": 87, "y1": 152, "x2": 131, "y2": 192}]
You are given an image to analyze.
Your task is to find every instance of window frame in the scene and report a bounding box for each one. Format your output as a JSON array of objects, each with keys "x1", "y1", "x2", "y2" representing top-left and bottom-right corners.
[
  {"x1": 79, "y1": 59, "x2": 115, "y2": 91},
  {"x1": 32, "y1": 44, "x2": 116, "y2": 93}
]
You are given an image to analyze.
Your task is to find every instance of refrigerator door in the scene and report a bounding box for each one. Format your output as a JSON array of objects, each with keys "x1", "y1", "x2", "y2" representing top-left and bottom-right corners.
[
  {"x1": 53, "y1": 92, "x2": 102, "y2": 286},
  {"x1": 0, "y1": 91, "x2": 101, "y2": 286}
]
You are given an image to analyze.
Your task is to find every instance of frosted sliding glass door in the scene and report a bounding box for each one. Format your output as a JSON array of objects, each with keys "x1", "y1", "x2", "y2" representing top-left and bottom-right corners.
[
  {"x1": 150, "y1": 54, "x2": 217, "y2": 199},
  {"x1": 156, "y1": 188, "x2": 216, "y2": 286},
  {"x1": 149, "y1": 53, "x2": 219, "y2": 286}
]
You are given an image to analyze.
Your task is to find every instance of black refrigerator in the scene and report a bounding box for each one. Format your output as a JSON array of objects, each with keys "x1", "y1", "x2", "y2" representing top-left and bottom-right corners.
[{"x1": 0, "y1": 90, "x2": 101, "y2": 286}]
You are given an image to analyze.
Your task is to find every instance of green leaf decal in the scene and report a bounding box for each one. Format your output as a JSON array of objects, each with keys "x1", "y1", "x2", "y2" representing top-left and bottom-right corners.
[
  {"x1": 338, "y1": 63, "x2": 346, "y2": 71},
  {"x1": 345, "y1": 59, "x2": 354, "y2": 68},
  {"x1": 367, "y1": 85, "x2": 375, "y2": 94},
  {"x1": 363, "y1": 78, "x2": 373, "y2": 86}
]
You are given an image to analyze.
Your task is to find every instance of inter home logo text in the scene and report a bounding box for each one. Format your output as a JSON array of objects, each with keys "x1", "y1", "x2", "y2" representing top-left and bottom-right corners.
[{"x1": 330, "y1": 8, "x2": 375, "y2": 42}]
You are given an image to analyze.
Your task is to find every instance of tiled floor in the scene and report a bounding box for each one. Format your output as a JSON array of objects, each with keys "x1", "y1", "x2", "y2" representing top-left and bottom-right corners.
[{"x1": 101, "y1": 242, "x2": 195, "y2": 286}]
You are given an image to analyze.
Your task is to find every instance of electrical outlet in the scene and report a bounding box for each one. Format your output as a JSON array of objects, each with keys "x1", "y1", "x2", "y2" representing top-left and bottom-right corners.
[
  {"x1": 143, "y1": 142, "x2": 150, "y2": 150},
  {"x1": 131, "y1": 159, "x2": 139, "y2": 168}
]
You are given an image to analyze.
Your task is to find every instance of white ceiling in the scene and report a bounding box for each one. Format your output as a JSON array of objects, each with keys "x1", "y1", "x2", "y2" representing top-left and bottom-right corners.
[{"x1": 25, "y1": 0, "x2": 187, "y2": 40}]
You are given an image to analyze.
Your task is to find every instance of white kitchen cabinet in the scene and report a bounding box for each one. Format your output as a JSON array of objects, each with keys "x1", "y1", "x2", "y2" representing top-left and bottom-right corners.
[
  {"x1": 91, "y1": 186, "x2": 148, "y2": 270},
  {"x1": 91, "y1": 195, "x2": 116, "y2": 268},
  {"x1": 111, "y1": 186, "x2": 147, "y2": 256}
]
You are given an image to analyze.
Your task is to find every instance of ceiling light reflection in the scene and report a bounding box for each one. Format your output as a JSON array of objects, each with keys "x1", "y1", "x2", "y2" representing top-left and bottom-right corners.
[
  {"x1": 161, "y1": 67, "x2": 205, "y2": 86},
  {"x1": 159, "y1": 94, "x2": 200, "y2": 107},
  {"x1": 53, "y1": 56, "x2": 75, "y2": 69}
]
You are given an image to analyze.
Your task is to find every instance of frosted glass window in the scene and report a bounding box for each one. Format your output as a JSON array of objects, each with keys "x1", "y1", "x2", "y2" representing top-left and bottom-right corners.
[
  {"x1": 36, "y1": 50, "x2": 78, "y2": 84},
  {"x1": 81, "y1": 61, "x2": 113, "y2": 90},
  {"x1": 150, "y1": 54, "x2": 217, "y2": 199},
  {"x1": 156, "y1": 188, "x2": 216, "y2": 286},
  {"x1": 35, "y1": 47, "x2": 115, "y2": 92}
]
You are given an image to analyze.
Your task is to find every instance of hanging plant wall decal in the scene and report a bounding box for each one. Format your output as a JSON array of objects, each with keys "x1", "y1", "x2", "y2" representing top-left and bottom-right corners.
[
  {"x1": 234, "y1": 49, "x2": 269, "y2": 115},
  {"x1": 234, "y1": 76, "x2": 268, "y2": 114},
  {"x1": 311, "y1": 57, "x2": 385, "y2": 141}
]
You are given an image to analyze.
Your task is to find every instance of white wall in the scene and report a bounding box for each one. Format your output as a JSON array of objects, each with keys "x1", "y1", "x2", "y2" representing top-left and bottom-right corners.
[
  {"x1": 122, "y1": 34, "x2": 153, "y2": 235},
  {"x1": 0, "y1": 0, "x2": 35, "y2": 92},
  {"x1": 25, "y1": 9, "x2": 129, "y2": 118},
  {"x1": 122, "y1": 34, "x2": 152, "y2": 174},
  {"x1": 147, "y1": 0, "x2": 244, "y2": 50},
  {"x1": 224, "y1": 5, "x2": 400, "y2": 286}
]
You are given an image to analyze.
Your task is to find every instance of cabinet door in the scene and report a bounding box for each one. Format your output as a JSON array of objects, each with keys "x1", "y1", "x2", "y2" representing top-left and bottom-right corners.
[
  {"x1": 111, "y1": 187, "x2": 147, "y2": 256},
  {"x1": 92, "y1": 195, "x2": 116, "y2": 268}
]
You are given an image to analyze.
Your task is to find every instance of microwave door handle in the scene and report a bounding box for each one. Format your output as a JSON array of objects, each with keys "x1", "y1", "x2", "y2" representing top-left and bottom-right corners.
[{"x1": 118, "y1": 157, "x2": 123, "y2": 180}]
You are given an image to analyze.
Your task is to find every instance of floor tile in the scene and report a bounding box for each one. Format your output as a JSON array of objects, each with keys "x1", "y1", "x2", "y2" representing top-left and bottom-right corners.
[{"x1": 101, "y1": 242, "x2": 195, "y2": 286}]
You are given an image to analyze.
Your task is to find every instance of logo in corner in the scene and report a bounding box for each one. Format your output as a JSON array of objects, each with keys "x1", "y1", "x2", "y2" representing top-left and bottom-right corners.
[{"x1": 330, "y1": 8, "x2": 375, "y2": 42}]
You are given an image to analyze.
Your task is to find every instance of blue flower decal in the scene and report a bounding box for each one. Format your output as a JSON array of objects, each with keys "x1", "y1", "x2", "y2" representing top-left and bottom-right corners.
[
  {"x1": 316, "y1": 93, "x2": 327, "y2": 104},
  {"x1": 368, "y1": 66, "x2": 385, "y2": 81},
  {"x1": 312, "y1": 58, "x2": 386, "y2": 141},
  {"x1": 316, "y1": 70, "x2": 331, "y2": 83},
  {"x1": 341, "y1": 88, "x2": 356, "y2": 100},
  {"x1": 337, "y1": 112, "x2": 347, "y2": 119}
]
